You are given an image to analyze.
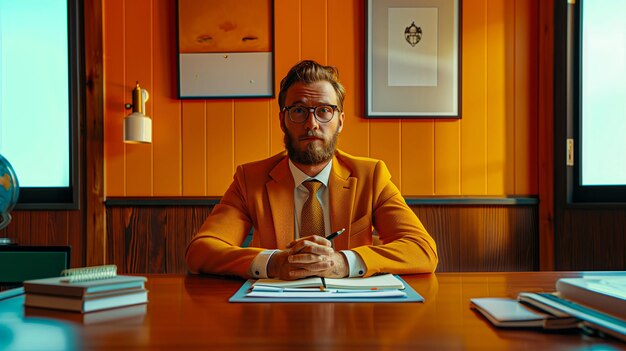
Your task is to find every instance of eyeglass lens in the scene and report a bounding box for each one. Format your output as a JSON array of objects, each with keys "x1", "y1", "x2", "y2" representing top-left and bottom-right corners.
[{"x1": 288, "y1": 105, "x2": 335, "y2": 123}]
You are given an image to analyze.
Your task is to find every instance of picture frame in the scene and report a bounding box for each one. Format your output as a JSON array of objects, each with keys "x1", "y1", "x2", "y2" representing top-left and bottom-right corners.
[
  {"x1": 365, "y1": 0, "x2": 461, "y2": 118},
  {"x1": 177, "y1": 0, "x2": 275, "y2": 99}
]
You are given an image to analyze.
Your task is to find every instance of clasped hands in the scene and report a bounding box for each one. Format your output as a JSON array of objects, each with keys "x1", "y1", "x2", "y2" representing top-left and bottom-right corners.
[{"x1": 267, "y1": 235, "x2": 348, "y2": 280}]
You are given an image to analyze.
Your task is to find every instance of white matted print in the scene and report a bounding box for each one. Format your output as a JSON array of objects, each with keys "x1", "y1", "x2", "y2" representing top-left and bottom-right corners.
[
  {"x1": 388, "y1": 7, "x2": 438, "y2": 87},
  {"x1": 366, "y1": 0, "x2": 460, "y2": 118}
]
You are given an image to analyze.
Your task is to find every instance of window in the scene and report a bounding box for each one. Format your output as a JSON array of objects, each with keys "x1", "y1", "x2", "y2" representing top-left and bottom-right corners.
[
  {"x1": 569, "y1": 0, "x2": 626, "y2": 203},
  {"x1": 0, "y1": 0, "x2": 81, "y2": 209}
]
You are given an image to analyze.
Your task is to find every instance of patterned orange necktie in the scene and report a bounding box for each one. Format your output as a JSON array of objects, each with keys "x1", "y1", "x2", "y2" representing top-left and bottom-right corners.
[{"x1": 301, "y1": 180, "x2": 324, "y2": 237}]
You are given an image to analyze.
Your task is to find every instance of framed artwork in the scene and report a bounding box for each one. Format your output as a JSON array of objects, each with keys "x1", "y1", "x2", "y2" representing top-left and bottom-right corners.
[
  {"x1": 365, "y1": 0, "x2": 461, "y2": 118},
  {"x1": 177, "y1": 0, "x2": 274, "y2": 98}
]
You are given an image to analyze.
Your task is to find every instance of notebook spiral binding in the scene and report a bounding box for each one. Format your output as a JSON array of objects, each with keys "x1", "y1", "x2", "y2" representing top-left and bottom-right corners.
[{"x1": 61, "y1": 264, "x2": 118, "y2": 283}]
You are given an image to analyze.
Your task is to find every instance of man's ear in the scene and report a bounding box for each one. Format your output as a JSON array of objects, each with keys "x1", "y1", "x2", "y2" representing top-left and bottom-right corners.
[
  {"x1": 279, "y1": 111, "x2": 287, "y2": 132},
  {"x1": 337, "y1": 111, "x2": 345, "y2": 133}
]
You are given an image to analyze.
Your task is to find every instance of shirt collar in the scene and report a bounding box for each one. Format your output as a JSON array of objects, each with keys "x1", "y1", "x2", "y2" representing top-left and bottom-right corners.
[{"x1": 288, "y1": 158, "x2": 333, "y2": 187}]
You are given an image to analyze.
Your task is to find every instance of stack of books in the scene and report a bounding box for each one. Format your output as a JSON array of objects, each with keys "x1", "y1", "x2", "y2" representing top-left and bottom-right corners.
[
  {"x1": 23, "y1": 265, "x2": 148, "y2": 313},
  {"x1": 471, "y1": 274, "x2": 626, "y2": 342},
  {"x1": 519, "y1": 275, "x2": 626, "y2": 341}
]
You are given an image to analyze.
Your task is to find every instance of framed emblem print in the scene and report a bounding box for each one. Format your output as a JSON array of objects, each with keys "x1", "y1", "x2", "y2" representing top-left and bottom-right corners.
[{"x1": 365, "y1": 0, "x2": 461, "y2": 118}]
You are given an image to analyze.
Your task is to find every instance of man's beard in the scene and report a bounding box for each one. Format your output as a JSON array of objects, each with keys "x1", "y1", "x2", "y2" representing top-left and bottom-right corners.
[{"x1": 284, "y1": 128, "x2": 339, "y2": 165}]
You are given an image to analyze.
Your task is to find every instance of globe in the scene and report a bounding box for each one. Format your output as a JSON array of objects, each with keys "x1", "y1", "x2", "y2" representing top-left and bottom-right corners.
[{"x1": 0, "y1": 154, "x2": 19, "y2": 231}]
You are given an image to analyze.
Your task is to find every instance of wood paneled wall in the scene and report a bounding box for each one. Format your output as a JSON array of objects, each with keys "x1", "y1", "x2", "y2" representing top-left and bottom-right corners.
[
  {"x1": 555, "y1": 208, "x2": 626, "y2": 270},
  {"x1": 106, "y1": 206, "x2": 210, "y2": 274},
  {"x1": 104, "y1": 203, "x2": 538, "y2": 274},
  {"x1": 103, "y1": 0, "x2": 540, "y2": 198},
  {"x1": 0, "y1": 211, "x2": 84, "y2": 268}
]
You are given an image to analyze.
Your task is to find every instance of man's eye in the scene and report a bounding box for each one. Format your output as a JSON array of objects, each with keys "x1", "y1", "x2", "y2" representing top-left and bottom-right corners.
[
  {"x1": 292, "y1": 107, "x2": 307, "y2": 114},
  {"x1": 318, "y1": 106, "x2": 332, "y2": 114}
]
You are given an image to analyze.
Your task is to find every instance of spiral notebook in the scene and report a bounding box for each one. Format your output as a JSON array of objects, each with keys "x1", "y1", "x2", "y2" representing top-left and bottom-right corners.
[{"x1": 23, "y1": 265, "x2": 147, "y2": 298}]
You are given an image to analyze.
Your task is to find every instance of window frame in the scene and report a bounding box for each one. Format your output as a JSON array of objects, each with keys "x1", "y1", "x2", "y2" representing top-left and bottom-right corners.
[
  {"x1": 566, "y1": 0, "x2": 626, "y2": 204},
  {"x1": 13, "y1": 0, "x2": 83, "y2": 210}
]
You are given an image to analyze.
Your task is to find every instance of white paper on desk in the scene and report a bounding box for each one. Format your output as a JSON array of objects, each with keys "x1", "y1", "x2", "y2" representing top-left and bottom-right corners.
[
  {"x1": 246, "y1": 289, "x2": 407, "y2": 299},
  {"x1": 325, "y1": 274, "x2": 405, "y2": 290},
  {"x1": 253, "y1": 277, "x2": 323, "y2": 288},
  {"x1": 253, "y1": 274, "x2": 405, "y2": 290}
]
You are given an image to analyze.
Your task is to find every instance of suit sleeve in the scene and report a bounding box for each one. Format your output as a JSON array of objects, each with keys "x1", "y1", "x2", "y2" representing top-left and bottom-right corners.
[
  {"x1": 351, "y1": 161, "x2": 438, "y2": 275},
  {"x1": 185, "y1": 165, "x2": 264, "y2": 278}
]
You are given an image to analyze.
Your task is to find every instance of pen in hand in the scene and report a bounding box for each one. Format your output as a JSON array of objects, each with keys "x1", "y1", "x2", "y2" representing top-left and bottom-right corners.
[
  {"x1": 321, "y1": 228, "x2": 344, "y2": 288},
  {"x1": 286, "y1": 228, "x2": 345, "y2": 251},
  {"x1": 325, "y1": 228, "x2": 345, "y2": 241}
]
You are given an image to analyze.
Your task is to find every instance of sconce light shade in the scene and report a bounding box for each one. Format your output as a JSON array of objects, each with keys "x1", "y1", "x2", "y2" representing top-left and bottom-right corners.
[
  {"x1": 124, "y1": 82, "x2": 152, "y2": 144},
  {"x1": 124, "y1": 112, "x2": 152, "y2": 143}
]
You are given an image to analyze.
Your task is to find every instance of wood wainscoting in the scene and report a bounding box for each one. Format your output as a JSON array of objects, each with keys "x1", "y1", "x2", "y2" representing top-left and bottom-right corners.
[
  {"x1": 0, "y1": 210, "x2": 84, "y2": 268},
  {"x1": 104, "y1": 197, "x2": 539, "y2": 274}
]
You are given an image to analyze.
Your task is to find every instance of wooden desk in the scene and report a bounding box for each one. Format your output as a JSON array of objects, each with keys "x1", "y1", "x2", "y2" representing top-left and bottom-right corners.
[{"x1": 1, "y1": 272, "x2": 624, "y2": 350}]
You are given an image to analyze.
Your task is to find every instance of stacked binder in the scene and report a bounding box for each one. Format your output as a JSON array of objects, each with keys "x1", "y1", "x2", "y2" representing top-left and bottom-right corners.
[{"x1": 471, "y1": 274, "x2": 626, "y2": 342}]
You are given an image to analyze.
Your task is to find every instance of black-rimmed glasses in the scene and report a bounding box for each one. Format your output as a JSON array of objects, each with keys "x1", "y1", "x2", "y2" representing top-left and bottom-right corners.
[{"x1": 282, "y1": 104, "x2": 338, "y2": 124}]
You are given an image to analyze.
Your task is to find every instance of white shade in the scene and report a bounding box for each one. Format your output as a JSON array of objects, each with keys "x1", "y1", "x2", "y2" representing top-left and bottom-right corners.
[{"x1": 124, "y1": 112, "x2": 152, "y2": 143}]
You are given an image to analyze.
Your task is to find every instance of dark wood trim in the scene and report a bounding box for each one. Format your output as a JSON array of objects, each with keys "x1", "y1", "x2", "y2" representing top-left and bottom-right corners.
[
  {"x1": 538, "y1": 0, "x2": 555, "y2": 270},
  {"x1": 105, "y1": 196, "x2": 538, "y2": 207},
  {"x1": 106, "y1": 197, "x2": 222, "y2": 207},
  {"x1": 405, "y1": 197, "x2": 537, "y2": 206},
  {"x1": 554, "y1": 0, "x2": 569, "y2": 270},
  {"x1": 84, "y1": 0, "x2": 106, "y2": 266}
]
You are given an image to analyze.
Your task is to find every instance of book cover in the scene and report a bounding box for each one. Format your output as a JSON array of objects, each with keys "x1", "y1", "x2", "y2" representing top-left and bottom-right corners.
[
  {"x1": 518, "y1": 292, "x2": 573, "y2": 317},
  {"x1": 556, "y1": 277, "x2": 626, "y2": 320},
  {"x1": 519, "y1": 292, "x2": 626, "y2": 342},
  {"x1": 23, "y1": 275, "x2": 147, "y2": 297},
  {"x1": 24, "y1": 288, "x2": 148, "y2": 313},
  {"x1": 470, "y1": 297, "x2": 579, "y2": 329},
  {"x1": 25, "y1": 303, "x2": 147, "y2": 325}
]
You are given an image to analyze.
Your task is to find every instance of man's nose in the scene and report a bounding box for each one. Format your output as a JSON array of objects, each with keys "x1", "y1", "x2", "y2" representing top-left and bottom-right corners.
[{"x1": 303, "y1": 109, "x2": 319, "y2": 129}]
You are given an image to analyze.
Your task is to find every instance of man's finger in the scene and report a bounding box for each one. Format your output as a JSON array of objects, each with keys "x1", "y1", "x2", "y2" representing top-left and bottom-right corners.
[
  {"x1": 288, "y1": 261, "x2": 334, "y2": 276},
  {"x1": 288, "y1": 235, "x2": 331, "y2": 250},
  {"x1": 288, "y1": 252, "x2": 330, "y2": 264},
  {"x1": 290, "y1": 242, "x2": 334, "y2": 256},
  {"x1": 289, "y1": 268, "x2": 318, "y2": 279}
]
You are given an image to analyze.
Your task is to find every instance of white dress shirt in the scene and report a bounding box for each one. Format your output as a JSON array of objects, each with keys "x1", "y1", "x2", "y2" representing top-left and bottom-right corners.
[{"x1": 249, "y1": 159, "x2": 366, "y2": 278}]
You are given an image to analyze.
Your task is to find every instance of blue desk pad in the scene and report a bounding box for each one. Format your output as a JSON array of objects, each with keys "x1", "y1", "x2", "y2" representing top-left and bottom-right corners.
[{"x1": 229, "y1": 275, "x2": 424, "y2": 303}]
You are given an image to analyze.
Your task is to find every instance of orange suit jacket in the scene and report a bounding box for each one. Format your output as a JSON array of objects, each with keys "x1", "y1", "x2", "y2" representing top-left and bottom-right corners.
[{"x1": 185, "y1": 149, "x2": 438, "y2": 278}]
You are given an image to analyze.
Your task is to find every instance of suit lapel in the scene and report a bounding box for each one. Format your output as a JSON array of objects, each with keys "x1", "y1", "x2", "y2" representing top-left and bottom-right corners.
[
  {"x1": 267, "y1": 158, "x2": 295, "y2": 249},
  {"x1": 328, "y1": 157, "x2": 356, "y2": 250}
]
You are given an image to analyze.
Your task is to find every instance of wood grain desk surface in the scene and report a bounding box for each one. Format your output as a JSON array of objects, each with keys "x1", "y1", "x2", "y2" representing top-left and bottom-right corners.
[{"x1": 1, "y1": 272, "x2": 624, "y2": 351}]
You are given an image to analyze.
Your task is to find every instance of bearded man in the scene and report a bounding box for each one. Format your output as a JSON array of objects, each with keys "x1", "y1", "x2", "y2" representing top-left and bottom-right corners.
[{"x1": 185, "y1": 60, "x2": 438, "y2": 280}]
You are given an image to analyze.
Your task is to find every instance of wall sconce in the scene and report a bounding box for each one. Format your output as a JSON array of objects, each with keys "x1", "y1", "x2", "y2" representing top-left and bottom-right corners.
[{"x1": 124, "y1": 82, "x2": 152, "y2": 144}]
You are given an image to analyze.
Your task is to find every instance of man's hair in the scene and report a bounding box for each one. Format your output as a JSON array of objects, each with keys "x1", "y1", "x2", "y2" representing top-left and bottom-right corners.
[{"x1": 278, "y1": 60, "x2": 346, "y2": 111}]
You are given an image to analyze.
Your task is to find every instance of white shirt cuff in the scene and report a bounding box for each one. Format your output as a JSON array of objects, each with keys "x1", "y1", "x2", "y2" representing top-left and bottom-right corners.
[
  {"x1": 341, "y1": 250, "x2": 366, "y2": 277},
  {"x1": 249, "y1": 250, "x2": 278, "y2": 278}
]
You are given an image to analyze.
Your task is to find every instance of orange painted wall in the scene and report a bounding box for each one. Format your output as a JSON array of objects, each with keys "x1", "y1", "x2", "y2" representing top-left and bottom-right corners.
[{"x1": 104, "y1": 0, "x2": 538, "y2": 197}]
